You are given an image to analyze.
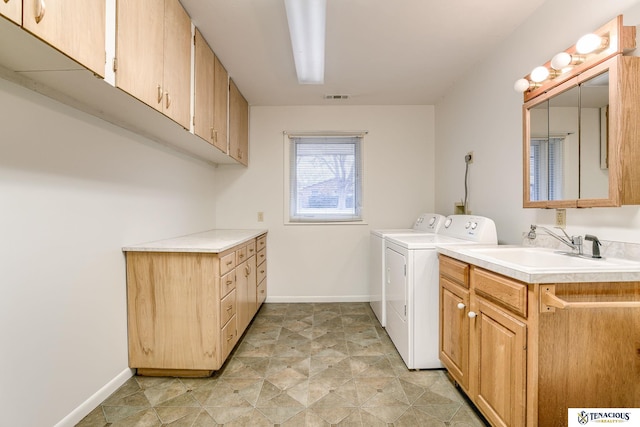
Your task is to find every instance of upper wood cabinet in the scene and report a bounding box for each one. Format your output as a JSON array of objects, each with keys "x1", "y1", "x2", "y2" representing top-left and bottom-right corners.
[
  {"x1": 194, "y1": 29, "x2": 229, "y2": 153},
  {"x1": 0, "y1": 0, "x2": 21, "y2": 25},
  {"x1": 229, "y1": 78, "x2": 249, "y2": 165},
  {"x1": 22, "y1": 0, "x2": 105, "y2": 77},
  {"x1": 116, "y1": 0, "x2": 191, "y2": 129}
]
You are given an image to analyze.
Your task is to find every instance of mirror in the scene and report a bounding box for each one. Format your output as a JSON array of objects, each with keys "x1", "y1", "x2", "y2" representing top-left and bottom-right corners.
[{"x1": 525, "y1": 68, "x2": 610, "y2": 206}]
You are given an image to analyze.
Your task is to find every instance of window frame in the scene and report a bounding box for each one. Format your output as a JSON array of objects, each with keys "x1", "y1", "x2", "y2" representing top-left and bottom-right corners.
[{"x1": 283, "y1": 132, "x2": 366, "y2": 225}]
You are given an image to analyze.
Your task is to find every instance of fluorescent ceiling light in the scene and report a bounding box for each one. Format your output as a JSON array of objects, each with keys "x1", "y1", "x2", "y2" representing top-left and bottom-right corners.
[{"x1": 284, "y1": 0, "x2": 326, "y2": 84}]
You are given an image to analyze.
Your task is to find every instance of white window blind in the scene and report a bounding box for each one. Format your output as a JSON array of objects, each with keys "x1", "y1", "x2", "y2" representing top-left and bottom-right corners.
[
  {"x1": 288, "y1": 134, "x2": 363, "y2": 222},
  {"x1": 530, "y1": 137, "x2": 564, "y2": 201}
]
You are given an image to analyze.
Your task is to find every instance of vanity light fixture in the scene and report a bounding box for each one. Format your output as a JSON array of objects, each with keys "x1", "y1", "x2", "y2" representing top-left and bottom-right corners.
[
  {"x1": 513, "y1": 15, "x2": 633, "y2": 99},
  {"x1": 284, "y1": 0, "x2": 327, "y2": 84},
  {"x1": 576, "y1": 33, "x2": 609, "y2": 54}
]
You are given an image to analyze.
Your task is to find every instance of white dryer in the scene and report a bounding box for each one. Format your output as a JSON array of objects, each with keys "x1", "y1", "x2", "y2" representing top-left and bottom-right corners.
[
  {"x1": 384, "y1": 215, "x2": 497, "y2": 369},
  {"x1": 370, "y1": 213, "x2": 444, "y2": 327}
]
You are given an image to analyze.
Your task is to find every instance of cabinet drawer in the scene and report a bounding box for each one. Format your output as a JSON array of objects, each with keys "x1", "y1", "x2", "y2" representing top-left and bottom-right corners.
[
  {"x1": 220, "y1": 252, "x2": 236, "y2": 276},
  {"x1": 257, "y1": 234, "x2": 267, "y2": 252},
  {"x1": 257, "y1": 279, "x2": 267, "y2": 306},
  {"x1": 257, "y1": 247, "x2": 267, "y2": 266},
  {"x1": 220, "y1": 271, "x2": 236, "y2": 298},
  {"x1": 221, "y1": 315, "x2": 237, "y2": 360},
  {"x1": 439, "y1": 255, "x2": 469, "y2": 288},
  {"x1": 257, "y1": 262, "x2": 267, "y2": 285},
  {"x1": 236, "y1": 246, "x2": 247, "y2": 264},
  {"x1": 246, "y1": 241, "x2": 256, "y2": 258},
  {"x1": 220, "y1": 289, "x2": 236, "y2": 326},
  {"x1": 472, "y1": 267, "x2": 527, "y2": 317}
]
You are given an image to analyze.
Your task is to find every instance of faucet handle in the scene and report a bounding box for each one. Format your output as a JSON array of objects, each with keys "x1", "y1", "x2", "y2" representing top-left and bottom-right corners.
[{"x1": 584, "y1": 234, "x2": 602, "y2": 259}]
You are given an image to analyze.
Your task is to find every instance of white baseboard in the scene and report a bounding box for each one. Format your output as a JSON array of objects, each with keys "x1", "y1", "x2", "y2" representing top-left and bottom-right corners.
[
  {"x1": 54, "y1": 367, "x2": 134, "y2": 427},
  {"x1": 265, "y1": 295, "x2": 370, "y2": 303}
]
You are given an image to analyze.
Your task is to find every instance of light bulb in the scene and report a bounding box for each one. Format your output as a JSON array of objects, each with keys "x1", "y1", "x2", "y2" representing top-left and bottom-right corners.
[
  {"x1": 576, "y1": 33, "x2": 607, "y2": 54},
  {"x1": 551, "y1": 52, "x2": 571, "y2": 70},
  {"x1": 530, "y1": 66, "x2": 550, "y2": 83},
  {"x1": 513, "y1": 78, "x2": 531, "y2": 93}
]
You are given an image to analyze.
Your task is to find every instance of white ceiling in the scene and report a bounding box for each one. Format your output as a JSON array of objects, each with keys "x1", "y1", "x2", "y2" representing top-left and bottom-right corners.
[{"x1": 180, "y1": 0, "x2": 548, "y2": 106}]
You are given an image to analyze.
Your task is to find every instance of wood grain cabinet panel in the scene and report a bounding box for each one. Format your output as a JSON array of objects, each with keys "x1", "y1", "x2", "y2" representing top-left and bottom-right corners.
[
  {"x1": 0, "y1": 0, "x2": 21, "y2": 25},
  {"x1": 229, "y1": 78, "x2": 249, "y2": 165},
  {"x1": 213, "y1": 55, "x2": 229, "y2": 153},
  {"x1": 116, "y1": 0, "x2": 190, "y2": 129},
  {"x1": 23, "y1": 0, "x2": 105, "y2": 76}
]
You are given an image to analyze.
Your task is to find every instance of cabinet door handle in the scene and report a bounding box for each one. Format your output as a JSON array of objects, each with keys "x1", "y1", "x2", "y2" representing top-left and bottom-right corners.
[
  {"x1": 226, "y1": 334, "x2": 234, "y2": 342},
  {"x1": 165, "y1": 92, "x2": 171, "y2": 109},
  {"x1": 468, "y1": 311, "x2": 477, "y2": 318},
  {"x1": 157, "y1": 84, "x2": 163, "y2": 104},
  {"x1": 245, "y1": 265, "x2": 251, "y2": 276},
  {"x1": 457, "y1": 303, "x2": 466, "y2": 310},
  {"x1": 4, "y1": 0, "x2": 11, "y2": 4},
  {"x1": 35, "y1": 0, "x2": 46, "y2": 23},
  {"x1": 226, "y1": 279, "x2": 233, "y2": 285},
  {"x1": 260, "y1": 269, "x2": 265, "y2": 274},
  {"x1": 239, "y1": 253, "x2": 244, "y2": 259},
  {"x1": 226, "y1": 305, "x2": 232, "y2": 311}
]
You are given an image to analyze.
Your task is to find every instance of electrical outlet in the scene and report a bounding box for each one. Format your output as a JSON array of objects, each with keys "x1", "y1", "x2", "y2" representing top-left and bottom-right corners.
[
  {"x1": 555, "y1": 209, "x2": 566, "y2": 228},
  {"x1": 465, "y1": 151, "x2": 473, "y2": 164},
  {"x1": 257, "y1": 211, "x2": 264, "y2": 222}
]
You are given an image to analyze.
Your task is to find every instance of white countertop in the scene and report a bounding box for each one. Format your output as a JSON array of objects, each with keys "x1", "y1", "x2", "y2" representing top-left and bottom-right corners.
[
  {"x1": 122, "y1": 229, "x2": 268, "y2": 253},
  {"x1": 437, "y1": 245, "x2": 640, "y2": 284}
]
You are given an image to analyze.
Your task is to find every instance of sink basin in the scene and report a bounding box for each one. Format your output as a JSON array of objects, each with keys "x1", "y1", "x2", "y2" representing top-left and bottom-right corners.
[{"x1": 461, "y1": 246, "x2": 640, "y2": 272}]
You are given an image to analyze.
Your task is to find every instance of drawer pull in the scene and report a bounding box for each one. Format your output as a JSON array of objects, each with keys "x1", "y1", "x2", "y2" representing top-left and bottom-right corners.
[
  {"x1": 226, "y1": 280, "x2": 233, "y2": 285},
  {"x1": 226, "y1": 305, "x2": 233, "y2": 311},
  {"x1": 249, "y1": 248, "x2": 254, "y2": 253},
  {"x1": 260, "y1": 254, "x2": 265, "y2": 259},
  {"x1": 457, "y1": 303, "x2": 466, "y2": 310},
  {"x1": 35, "y1": 0, "x2": 46, "y2": 23},
  {"x1": 239, "y1": 253, "x2": 244, "y2": 259},
  {"x1": 260, "y1": 269, "x2": 265, "y2": 274},
  {"x1": 260, "y1": 289, "x2": 265, "y2": 294},
  {"x1": 226, "y1": 260, "x2": 233, "y2": 266},
  {"x1": 227, "y1": 334, "x2": 234, "y2": 342}
]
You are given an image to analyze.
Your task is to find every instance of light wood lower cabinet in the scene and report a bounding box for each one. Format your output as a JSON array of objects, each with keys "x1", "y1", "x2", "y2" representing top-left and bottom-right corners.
[
  {"x1": 439, "y1": 255, "x2": 640, "y2": 427},
  {"x1": 126, "y1": 234, "x2": 267, "y2": 376}
]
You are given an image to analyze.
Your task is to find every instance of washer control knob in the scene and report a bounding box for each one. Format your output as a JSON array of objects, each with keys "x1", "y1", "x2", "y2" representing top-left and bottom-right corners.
[
  {"x1": 468, "y1": 311, "x2": 477, "y2": 319},
  {"x1": 457, "y1": 303, "x2": 466, "y2": 310},
  {"x1": 471, "y1": 222, "x2": 478, "y2": 230},
  {"x1": 429, "y1": 216, "x2": 436, "y2": 226},
  {"x1": 465, "y1": 221, "x2": 471, "y2": 229},
  {"x1": 444, "y1": 218, "x2": 452, "y2": 228}
]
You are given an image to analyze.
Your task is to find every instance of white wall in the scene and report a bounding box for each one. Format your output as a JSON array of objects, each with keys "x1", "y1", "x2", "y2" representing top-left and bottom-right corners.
[
  {"x1": 435, "y1": 0, "x2": 640, "y2": 244},
  {"x1": 215, "y1": 105, "x2": 435, "y2": 301},
  {"x1": 0, "y1": 78, "x2": 218, "y2": 427}
]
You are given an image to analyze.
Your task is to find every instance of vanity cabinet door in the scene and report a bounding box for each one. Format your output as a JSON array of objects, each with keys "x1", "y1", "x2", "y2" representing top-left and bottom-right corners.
[
  {"x1": 0, "y1": 0, "x2": 21, "y2": 25},
  {"x1": 470, "y1": 296, "x2": 527, "y2": 427},
  {"x1": 23, "y1": 0, "x2": 105, "y2": 76},
  {"x1": 439, "y1": 276, "x2": 470, "y2": 392}
]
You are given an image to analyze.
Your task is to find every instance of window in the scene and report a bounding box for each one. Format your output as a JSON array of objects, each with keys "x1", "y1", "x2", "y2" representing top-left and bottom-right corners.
[
  {"x1": 286, "y1": 134, "x2": 363, "y2": 223},
  {"x1": 530, "y1": 137, "x2": 564, "y2": 201}
]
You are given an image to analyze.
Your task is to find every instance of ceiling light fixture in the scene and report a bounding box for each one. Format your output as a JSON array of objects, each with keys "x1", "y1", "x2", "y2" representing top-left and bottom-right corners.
[{"x1": 284, "y1": 0, "x2": 326, "y2": 85}]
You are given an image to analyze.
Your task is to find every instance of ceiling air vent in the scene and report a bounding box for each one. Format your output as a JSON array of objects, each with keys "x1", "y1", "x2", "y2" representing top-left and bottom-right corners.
[{"x1": 323, "y1": 94, "x2": 350, "y2": 100}]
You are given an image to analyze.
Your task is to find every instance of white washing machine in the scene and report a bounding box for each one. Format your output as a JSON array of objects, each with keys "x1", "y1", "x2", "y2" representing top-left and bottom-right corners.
[
  {"x1": 370, "y1": 213, "x2": 445, "y2": 327},
  {"x1": 384, "y1": 215, "x2": 497, "y2": 369}
]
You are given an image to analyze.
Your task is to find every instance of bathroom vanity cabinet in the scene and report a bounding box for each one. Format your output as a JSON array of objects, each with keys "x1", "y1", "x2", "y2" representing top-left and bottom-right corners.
[
  {"x1": 123, "y1": 230, "x2": 267, "y2": 377},
  {"x1": 439, "y1": 254, "x2": 640, "y2": 427}
]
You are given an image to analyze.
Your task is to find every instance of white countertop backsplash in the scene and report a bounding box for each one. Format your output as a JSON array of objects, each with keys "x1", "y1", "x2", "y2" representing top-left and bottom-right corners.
[{"x1": 122, "y1": 229, "x2": 268, "y2": 253}]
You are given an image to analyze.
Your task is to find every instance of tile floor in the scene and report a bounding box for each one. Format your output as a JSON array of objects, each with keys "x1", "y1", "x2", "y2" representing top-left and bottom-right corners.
[{"x1": 77, "y1": 302, "x2": 489, "y2": 426}]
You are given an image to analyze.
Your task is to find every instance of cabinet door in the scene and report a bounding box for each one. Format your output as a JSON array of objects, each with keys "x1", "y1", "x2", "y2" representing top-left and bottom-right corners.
[
  {"x1": 23, "y1": 0, "x2": 105, "y2": 76},
  {"x1": 194, "y1": 29, "x2": 215, "y2": 144},
  {"x1": 213, "y1": 55, "x2": 229, "y2": 153},
  {"x1": 229, "y1": 79, "x2": 249, "y2": 165},
  {"x1": 116, "y1": 0, "x2": 164, "y2": 111},
  {"x1": 162, "y1": 0, "x2": 190, "y2": 128},
  {"x1": 0, "y1": 0, "x2": 21, "y2": 25},
  {"x1": 439, "y1": 276, "x2": 470, "y2": 391},
  {"x1": 471, "y1": 297, "x2": 527, "y2": 427}
]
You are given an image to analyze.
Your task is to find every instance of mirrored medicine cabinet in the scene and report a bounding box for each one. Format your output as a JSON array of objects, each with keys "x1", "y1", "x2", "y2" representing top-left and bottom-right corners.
[{"x1": 519, "y1": 16, "x2": 640, "y2": 208}]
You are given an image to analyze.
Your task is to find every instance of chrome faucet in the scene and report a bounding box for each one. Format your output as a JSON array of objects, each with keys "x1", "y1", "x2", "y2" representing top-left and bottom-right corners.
[{"x1": 527, "y1": 224, "x2": 584, "y2": 255}]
